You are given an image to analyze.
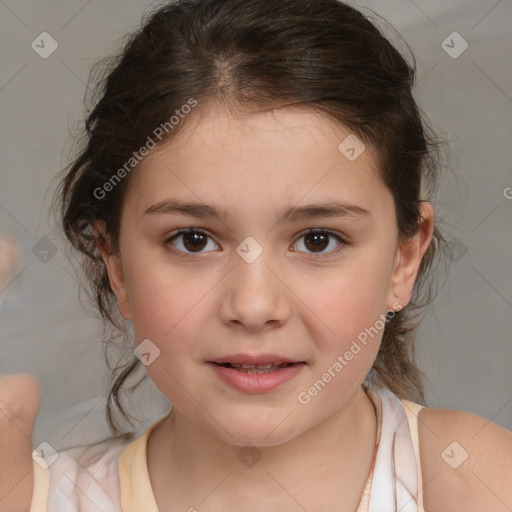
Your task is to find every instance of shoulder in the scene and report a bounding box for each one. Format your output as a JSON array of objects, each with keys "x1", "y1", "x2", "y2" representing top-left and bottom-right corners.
[
  {"x1": 44, "y1": 437, "x2": 129, "y2": 511},
  {"x1": 416, "y1": 405, "x2": 512, "y2": 512}
]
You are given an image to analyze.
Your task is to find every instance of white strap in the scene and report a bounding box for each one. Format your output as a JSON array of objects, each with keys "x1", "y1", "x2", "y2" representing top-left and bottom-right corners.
[{"x1": 368, "y1": 388, "x2": 418, "y2": 512}]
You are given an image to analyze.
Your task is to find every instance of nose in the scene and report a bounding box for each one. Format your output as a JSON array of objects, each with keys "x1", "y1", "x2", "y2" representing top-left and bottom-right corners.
[{"x1": 219, "y1": 251, "x2": 291, "y2": 333}]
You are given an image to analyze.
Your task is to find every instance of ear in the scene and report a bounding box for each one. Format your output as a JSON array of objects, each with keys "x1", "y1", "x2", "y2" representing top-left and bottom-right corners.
[
  {"x1": 386, "y1": 201, "x2": 434, "y2": 310},
  {"x1": 92, "y1": 220, "x2": 132, "y2": 320}
]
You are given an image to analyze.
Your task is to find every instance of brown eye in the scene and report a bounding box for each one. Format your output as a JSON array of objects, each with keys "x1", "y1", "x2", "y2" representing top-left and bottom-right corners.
[
  {"x1": 292, "y1": 230, "x2": 345, "y2": 256},
  {"x1": 304, "y1": 232, "x2": 329, "y2": 252},
  {"x1": 165, "y1": 229, "x2": 219, "y2": 254}
]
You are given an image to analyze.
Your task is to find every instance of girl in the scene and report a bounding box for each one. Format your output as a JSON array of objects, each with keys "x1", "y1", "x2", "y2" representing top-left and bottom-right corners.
[{"x1": 1, "y1": 0, "x2": 511, "y2": 510}]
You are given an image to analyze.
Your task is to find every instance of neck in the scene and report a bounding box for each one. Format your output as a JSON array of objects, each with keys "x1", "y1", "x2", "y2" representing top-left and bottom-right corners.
[{"x1": 148, "y1": 387, "x2": 379, "y2": 510}]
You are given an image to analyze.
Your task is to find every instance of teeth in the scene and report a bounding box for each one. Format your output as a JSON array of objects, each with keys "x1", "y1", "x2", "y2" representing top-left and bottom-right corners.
[
  {"x1": 223, "y1": 362, "x2": 293, "y2": 373},
  {"x1": 237, "y1": 367, "x2": 282, "y2": 374},
  {"x1": 215, "y1": 362, "x2": 296, "y2": 372},
  {"x1": 240, "y1": 363, "x2": 282, "y2": 369}
]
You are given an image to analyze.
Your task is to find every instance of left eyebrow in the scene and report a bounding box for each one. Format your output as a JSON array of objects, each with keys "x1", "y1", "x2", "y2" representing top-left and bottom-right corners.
[
  {"x1": 143, "y1": 199, "x2": 370, "y2": 222},
  {"x1": 276, "y1": 201, "x2": 371, "y2": 222}
]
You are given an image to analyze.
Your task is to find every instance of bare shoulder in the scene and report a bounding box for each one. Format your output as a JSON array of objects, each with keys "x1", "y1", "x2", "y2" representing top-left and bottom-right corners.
[{"x1": 416, "y1": 405, "x2": 512, "y2": 512}]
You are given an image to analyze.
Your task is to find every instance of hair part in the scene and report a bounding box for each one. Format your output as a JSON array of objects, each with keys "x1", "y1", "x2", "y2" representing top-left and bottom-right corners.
[{"x1": 52, "y1": 0, "x2": 448, "y2": 437}]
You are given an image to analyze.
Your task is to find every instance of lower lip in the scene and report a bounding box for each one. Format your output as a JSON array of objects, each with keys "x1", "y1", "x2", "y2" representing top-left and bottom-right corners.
[{"x1": 207, "y1": 362, "x2": 306, "y2": 393}]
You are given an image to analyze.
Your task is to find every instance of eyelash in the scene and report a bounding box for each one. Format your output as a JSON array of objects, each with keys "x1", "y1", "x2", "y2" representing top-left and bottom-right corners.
[{"x1": 163, "y1": 228, "x2": 348, "y2": 259}]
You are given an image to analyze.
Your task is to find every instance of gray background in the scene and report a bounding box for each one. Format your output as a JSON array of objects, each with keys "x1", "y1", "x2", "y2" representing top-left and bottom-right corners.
[{"x1": 0, "y1": 0, "x2": 511, "y2": 451}]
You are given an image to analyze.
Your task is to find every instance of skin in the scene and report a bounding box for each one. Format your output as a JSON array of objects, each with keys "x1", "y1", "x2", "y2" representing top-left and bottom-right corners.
[
  {"x1": 0, "y1": 374, "x2": 40, "y2": 512},
  {"x1": 94, "y1": 101, "x2": 434, "y2": 511},
  {"x1": 0, "y1": 105, "x2": 509, "y2": 510}
]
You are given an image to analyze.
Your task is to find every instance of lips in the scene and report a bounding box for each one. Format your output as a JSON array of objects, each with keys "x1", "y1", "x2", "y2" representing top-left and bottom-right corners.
[
  {"x1": 208, "y1": 357, "x2": 307, "y2": 393},
  {"x1": 208, "y1": 354, "x2": 305, "y2": 366}
]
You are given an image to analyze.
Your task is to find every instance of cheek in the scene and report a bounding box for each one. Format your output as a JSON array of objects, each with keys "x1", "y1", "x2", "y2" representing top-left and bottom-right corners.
[
  {"x1": 122, "y1": 258, "x2": 210, "y2": 400},
  {"x1": 297, "y1": 270, "x2": 389, "y2": 409},
  {"x1": 312, "y1": 255, "x2": 393, "y2": 340},
  {"x1": 127, "y1": 269, "x2": 204, "y2": 342},
  {"x1": 120, "y1": 239, "x2": 191, "y2": 322},
  {"x1": 121, "y1": 250, "x2": 221, "y2": 380}
]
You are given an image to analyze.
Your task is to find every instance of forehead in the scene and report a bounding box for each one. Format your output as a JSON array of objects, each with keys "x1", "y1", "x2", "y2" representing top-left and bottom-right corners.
[
  {"x1": 140, "y1": 102, "x2": 377, "y2": 164},
  {"x1": 125, "y1": 103, "x2": 387, "y2": 215}
]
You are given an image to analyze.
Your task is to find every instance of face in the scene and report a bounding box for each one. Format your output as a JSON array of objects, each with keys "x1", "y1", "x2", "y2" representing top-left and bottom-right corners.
[{"x1": 95, "y1": 102, "x2": 433, "y2": 447}]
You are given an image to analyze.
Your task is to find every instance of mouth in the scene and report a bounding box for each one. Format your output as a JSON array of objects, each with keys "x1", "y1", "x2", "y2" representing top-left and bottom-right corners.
[
  {"x1": 210, "y1": 362, "x2": 301, "y2": 374},
  {"x1": 207, "y1": 357, "x2": 307, "y2": 393}
]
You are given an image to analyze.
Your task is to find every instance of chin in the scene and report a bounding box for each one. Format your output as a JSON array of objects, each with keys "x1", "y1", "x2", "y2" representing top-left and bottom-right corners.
[{"x1": 212, "y1": 421, "x2": 298, "y2": 448}]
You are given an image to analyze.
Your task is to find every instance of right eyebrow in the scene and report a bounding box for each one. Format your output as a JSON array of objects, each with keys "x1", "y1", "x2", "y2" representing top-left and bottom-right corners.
[{"x1": 144, "y1": 199, "x2": 230, "y2": 221}]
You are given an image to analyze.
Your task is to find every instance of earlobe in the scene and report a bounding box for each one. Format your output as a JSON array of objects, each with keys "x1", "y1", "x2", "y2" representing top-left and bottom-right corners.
[
  {"x1": 386, "y1": 202, "x2": 434, "y2": 309},
  {"x1": 92, "y1": 220, "x2": 132, "y2": 320}
]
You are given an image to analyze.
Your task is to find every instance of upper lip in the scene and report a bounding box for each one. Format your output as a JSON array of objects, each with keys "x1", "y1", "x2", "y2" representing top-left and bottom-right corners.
[{"x1": 208, "y1": 354, "x2": 305, "y2": 365}]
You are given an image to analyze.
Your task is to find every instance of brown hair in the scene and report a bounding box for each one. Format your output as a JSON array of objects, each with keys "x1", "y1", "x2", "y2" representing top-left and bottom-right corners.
[{"x1": 52, "y1": 0, "x2": 448, "y2": 438}]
